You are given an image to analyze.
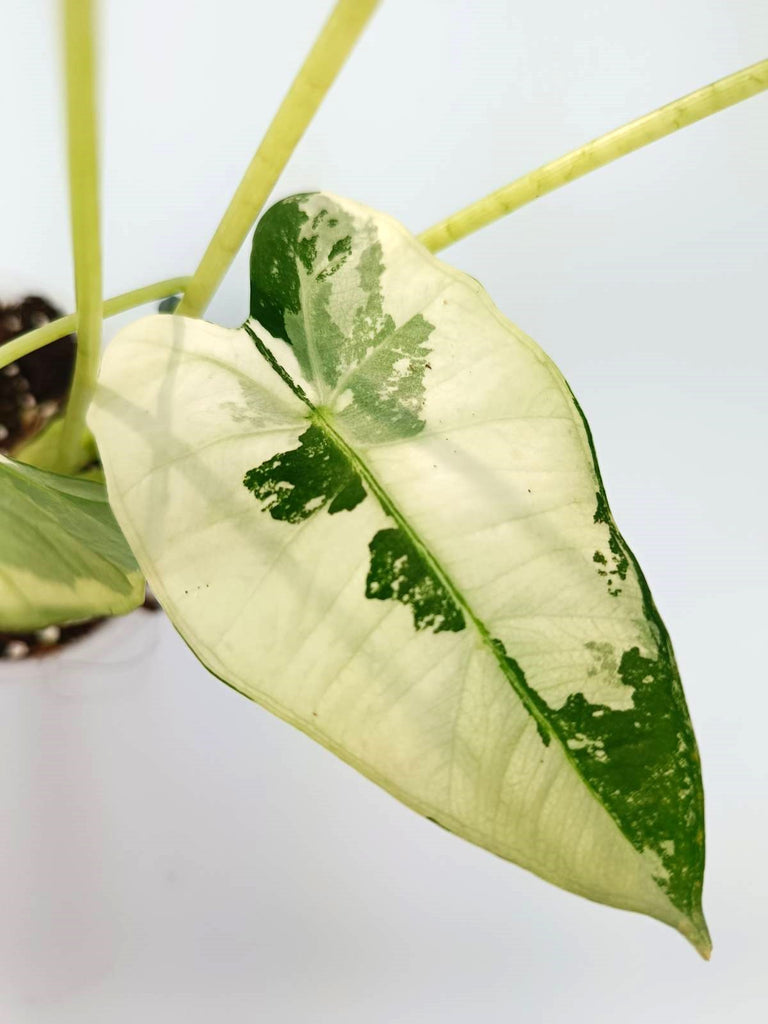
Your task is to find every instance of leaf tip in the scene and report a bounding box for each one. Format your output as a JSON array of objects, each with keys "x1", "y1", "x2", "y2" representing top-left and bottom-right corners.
[{"x1": 678, "y1": 908, "x2": 712, "y2": 960}]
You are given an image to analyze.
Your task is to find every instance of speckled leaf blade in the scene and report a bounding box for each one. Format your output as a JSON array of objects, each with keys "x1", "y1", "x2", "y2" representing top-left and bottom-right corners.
[
  {"x1": 0, "y1": 454, "x2": 144, "y2": 629},
  {"x1": 90, "y1": 193, "x2": 708, "y2": 954}
]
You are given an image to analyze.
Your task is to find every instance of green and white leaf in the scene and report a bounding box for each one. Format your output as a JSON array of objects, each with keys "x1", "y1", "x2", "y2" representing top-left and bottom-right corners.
[
  {"x1": 90, "y1": 192, "x2": 708, "y2": 954},
  {"x1": 0, "y1": 454, "x2": 144, "y2": 630}
]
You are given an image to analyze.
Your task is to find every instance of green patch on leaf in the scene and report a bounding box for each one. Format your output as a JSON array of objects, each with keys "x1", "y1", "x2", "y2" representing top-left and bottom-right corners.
[
  {"x1": 490, "y1": 633, "x2": 704, "y2": 919},
  {"x1": 250, "y1": 195, "x2": 435, "y2": 444},
  {"x1": 594, "y1": 490, "x2": 629, "y2": 596},
  {"x1": 336, "y1": 309, "x2": 434, "y2": 443},
  {"x1": 249, "y1": 193, "x2": 311, "y2": 344},
  {"x1": 244, "y1": 424, "x2": 366, "y2": 523},
  {"x1": 366, "y1": 527, "x2": 465, "y2": 633},
  {"x1": 551, "y1": 642, "x2": 704, "y2": 918}
]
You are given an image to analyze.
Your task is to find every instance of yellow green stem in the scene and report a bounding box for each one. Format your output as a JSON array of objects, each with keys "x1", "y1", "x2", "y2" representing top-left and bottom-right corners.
[
  {"x1": 419, "y1": 58, "x2": 768, "y2": 253},
  {"x1": 177, "y1": 0, "x2": 380, "y2": 318},
  {"x1": 58, "y1": 0, "x2": 103, "y2": 472},
  {"x1": 0, "y1": 277, "x2": 190, "y2": 373}
]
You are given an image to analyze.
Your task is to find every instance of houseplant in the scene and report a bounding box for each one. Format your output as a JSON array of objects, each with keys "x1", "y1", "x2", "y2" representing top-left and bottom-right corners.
[{"x1": 1, "y1": 0, "x2": 768, "y2": 1003}]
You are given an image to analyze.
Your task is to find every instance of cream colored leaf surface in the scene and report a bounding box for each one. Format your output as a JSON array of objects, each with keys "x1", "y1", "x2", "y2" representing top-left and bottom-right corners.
[
  {"x1": 0, "y1": 454, "x2": 144, "y2": 630},
  {"x1": 90, "y1": 193, "x2": 708, "y2": 954}
]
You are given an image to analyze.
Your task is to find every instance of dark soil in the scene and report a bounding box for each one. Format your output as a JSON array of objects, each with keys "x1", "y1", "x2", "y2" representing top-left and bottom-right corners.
[{"x1": 0, "y1": 295, "x2": 76, "y2": 453}]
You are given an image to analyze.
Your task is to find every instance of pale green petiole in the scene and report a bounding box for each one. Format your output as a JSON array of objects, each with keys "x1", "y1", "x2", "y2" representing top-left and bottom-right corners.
[
  {"x1": 419, "y1": 58, "x2": 768, "y2": 253},
  {"x1": 0, "y1": 277, "x2": 190, "y2": 374},
  {"x1": 58, "y1": 0, "x2": 103, "y2": 473},
  {"x1": 176, "y1": 0, "x2": 380, "y2": 319}
]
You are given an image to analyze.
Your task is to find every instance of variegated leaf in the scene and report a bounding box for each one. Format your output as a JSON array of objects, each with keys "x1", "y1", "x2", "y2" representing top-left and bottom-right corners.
[
  {"x1": 0, "y1": 454, "x2": 144, "y2": 629},
  {"x1": 90, "y1": 193, "x2": 708, "y2": 954}
]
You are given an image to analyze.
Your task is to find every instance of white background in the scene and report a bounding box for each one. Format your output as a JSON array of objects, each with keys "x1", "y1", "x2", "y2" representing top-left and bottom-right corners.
[{"x1": 1, "y1": 1, "x2": 767, "y2": 1020}]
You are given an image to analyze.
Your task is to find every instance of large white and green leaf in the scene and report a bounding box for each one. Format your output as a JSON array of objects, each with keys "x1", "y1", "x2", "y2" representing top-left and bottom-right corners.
[
  {"x1": 0, "y1": 454, "x2": 144, "y2": 630},
  {"x1": 90, "y1": 193, "x2": 708, "y2": 954}
]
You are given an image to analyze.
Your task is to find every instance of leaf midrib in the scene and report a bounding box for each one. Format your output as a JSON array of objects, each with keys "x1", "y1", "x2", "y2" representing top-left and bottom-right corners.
[{"x1": 312, "y1": 405, "x2": 556, "y2": 742}]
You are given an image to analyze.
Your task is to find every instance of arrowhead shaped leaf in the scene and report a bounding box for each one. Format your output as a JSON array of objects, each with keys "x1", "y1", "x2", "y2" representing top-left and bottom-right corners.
[
  {"x1": 90, "y1": 192, "x2": 708, "y2": 954},
  {"x1": 0, "y1": 454, "x2": 144, "y2": 630}
]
